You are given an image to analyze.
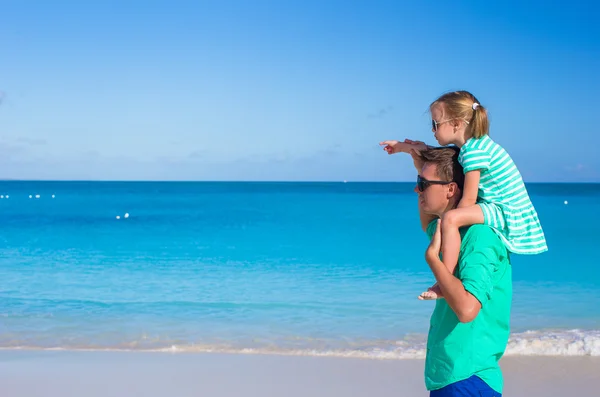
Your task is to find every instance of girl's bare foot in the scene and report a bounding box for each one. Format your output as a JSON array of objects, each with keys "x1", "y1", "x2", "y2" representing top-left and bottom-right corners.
[{"x1": 418, "y1": 284, "x2": 442, "y2": 300}]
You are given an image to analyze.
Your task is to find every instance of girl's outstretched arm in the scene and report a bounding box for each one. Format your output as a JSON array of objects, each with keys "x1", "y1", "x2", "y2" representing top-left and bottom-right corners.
[
  {"x1": 379, "y1": 140, "x2": 414, "y2": 155},
  {"x1": 458, "y1": 170, "x2": 481, "y2": 208}
]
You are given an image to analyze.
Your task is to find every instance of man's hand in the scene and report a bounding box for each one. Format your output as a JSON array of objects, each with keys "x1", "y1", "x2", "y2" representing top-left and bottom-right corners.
[
  {"x1": 426, "y1": 219, "x2": 442, "y2": 264},
  {"x1": 423, "y1": 218, "x2": 482, "y2": 323}
]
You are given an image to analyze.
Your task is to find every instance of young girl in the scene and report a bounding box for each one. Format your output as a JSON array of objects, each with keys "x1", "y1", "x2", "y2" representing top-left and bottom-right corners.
[{"x1": 382, "y1": 90, "x2": 547, "y2": 300}]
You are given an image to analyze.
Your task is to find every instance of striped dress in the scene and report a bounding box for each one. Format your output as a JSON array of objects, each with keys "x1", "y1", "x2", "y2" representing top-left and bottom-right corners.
[{"x1": 458, "y1": 135, "x2": 548, "y2": 255}]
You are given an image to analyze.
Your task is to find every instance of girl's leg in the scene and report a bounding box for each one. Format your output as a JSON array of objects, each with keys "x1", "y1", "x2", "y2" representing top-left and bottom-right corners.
[{"x1": 419, "y1": 205, "x2": 484, "y2": 300}]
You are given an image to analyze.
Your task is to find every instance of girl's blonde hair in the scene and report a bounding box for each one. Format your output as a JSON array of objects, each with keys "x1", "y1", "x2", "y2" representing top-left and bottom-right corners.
[{"x1": 430, "y1": 90, "x2": 489, "y2": 138}]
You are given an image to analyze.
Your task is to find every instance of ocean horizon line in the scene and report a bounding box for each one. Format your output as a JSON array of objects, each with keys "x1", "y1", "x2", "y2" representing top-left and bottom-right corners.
[{"x1": 2, "y1": 179, "x2": 599, "y2": 185}]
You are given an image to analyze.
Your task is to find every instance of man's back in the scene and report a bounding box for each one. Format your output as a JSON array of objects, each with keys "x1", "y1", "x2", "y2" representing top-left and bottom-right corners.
[{"x1": 425, "y1": 223, "x2": 512, "y2": 393}]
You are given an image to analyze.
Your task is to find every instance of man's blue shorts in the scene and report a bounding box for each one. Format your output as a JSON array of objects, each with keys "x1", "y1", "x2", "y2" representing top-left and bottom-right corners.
[{"x1": 429, "y1": 375, "x2": 502, "y2": 396}]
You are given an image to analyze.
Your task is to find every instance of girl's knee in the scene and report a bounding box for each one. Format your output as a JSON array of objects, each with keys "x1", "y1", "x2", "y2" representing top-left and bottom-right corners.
[{"x1": 442, "y1": 210, "x2": 460, "y2": 228}]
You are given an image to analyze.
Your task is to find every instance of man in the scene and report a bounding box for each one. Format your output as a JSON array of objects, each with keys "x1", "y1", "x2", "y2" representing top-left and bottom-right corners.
[{"x1": 381, "y1": 141, "x2": 512, "y2": 396}]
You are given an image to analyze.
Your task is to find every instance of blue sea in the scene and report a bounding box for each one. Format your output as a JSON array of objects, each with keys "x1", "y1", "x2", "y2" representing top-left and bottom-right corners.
[{"x1": 1, "y1": 181, "x2": 599, "y2": 358}]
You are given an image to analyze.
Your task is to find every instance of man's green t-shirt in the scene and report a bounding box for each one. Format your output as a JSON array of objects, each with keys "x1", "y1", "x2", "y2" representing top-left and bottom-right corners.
[{"x1": 425, "y1": 221, "x2": 512, "y2": 393}]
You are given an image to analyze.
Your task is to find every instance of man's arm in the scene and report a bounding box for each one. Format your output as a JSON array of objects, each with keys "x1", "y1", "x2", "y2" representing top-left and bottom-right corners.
[
  {"x1": 426, "y1": 253, "x2": 481, "y2": 323},
  {"x1": 425, "y1": 220, "x2": 482, "y2": 322}
]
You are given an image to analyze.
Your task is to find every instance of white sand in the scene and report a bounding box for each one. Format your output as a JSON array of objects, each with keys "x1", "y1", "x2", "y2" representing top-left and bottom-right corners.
[{"x1": 0, "y1": 351, "x2": 598, "y2": 396}]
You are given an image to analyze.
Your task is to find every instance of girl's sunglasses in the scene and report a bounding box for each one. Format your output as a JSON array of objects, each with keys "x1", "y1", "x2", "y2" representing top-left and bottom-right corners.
[
  {"x1": 431, "y1": 118, "x2": 468, "y2": 132},
  {"x1": 431, "y1": 119, "x2": 451, "y2": 132},
  {"x1": 417, "y1": 175, "x2": 453, "y2": 192}
]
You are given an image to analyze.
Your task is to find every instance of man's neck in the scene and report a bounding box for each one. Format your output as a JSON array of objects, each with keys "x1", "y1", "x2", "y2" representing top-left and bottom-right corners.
[{"x1": 438, "y1": 198, "x2": 460, "y2": 218}]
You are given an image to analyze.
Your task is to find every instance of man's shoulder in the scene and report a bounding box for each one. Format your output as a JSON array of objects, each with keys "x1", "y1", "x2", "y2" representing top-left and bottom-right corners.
[
  {"x1": 463, "y1": 224, "x2": 498, "y2": 239},
  {"x1": 428, "y1": 221, "x2": 502, "y2": 241},
  {"x1": 461, "y1": 225, "x2": 506, "y2": 253},
  {"x1": 427, "y1": 221, "x2": 506, "y2": 254}
]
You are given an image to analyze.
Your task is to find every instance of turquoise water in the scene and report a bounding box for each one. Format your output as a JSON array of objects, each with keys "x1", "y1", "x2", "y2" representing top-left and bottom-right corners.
[{"x1": 1, "y1": 181, "x2": 599, "y2": 357}]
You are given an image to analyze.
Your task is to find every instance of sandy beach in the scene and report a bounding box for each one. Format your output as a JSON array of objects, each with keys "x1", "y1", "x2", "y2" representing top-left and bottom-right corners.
[{"x1": 0, "y1": 351, "x2": 597, "y2": 397}]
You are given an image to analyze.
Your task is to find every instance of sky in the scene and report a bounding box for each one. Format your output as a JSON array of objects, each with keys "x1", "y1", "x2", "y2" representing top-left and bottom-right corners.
[{"x1": 0, "y1": 0, "x2": 598, "y2": 182}]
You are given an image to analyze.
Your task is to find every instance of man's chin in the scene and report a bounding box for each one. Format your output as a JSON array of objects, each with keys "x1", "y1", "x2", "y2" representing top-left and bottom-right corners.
[{"x1": 419, "y1": 202, "x2": 434, "y2": 214}]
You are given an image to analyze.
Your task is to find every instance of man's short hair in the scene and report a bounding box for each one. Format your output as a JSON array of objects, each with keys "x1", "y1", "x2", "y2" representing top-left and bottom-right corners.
[{"x1": 420, "y1": 147, "x2": 465, "y2": 190}]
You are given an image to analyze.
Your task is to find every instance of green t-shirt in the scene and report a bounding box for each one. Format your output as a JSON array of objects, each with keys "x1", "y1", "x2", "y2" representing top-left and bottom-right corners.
[{"x1": 425, "y1": 221, "x2": 512, "y2": 393}]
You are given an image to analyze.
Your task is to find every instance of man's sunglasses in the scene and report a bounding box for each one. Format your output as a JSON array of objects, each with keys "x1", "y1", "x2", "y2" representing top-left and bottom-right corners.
[{"x1": 417, "y1": 175, "x2": 453, "y2": 192}]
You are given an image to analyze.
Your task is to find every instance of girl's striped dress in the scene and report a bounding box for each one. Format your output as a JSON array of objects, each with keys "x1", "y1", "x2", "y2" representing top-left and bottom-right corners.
[{"x1": 458, "y1": 135, "x2": 548, "y2": 254}]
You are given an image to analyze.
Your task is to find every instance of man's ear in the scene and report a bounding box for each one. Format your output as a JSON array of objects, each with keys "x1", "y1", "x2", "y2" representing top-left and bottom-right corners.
[{"x1": 447, "y1": 182, "x2": 460, "y2": 199}]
